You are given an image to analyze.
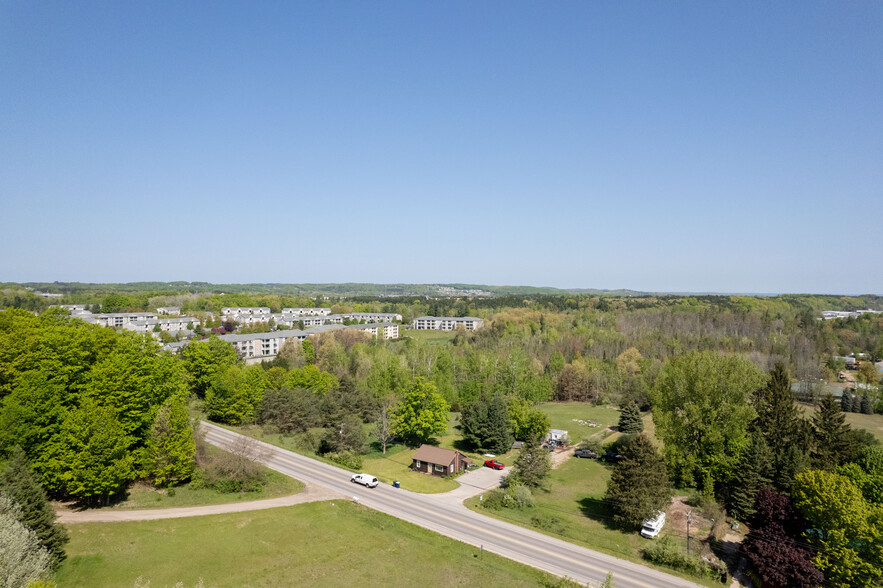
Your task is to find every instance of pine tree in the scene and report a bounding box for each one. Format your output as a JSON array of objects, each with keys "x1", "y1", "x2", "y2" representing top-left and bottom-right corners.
[
  {"x1": 485, "y1": 395, "x2": 514, "y2": 454},
  {"x1": 145, "y1": 397, "x2": 196, "y2": 488},
  {"x1": 604, "y1": 434, "x2": 670, "y2": 528},
  {"x1": 618, "y1": 403, "x2": 644, "y2": 434},
  {"x1": 510, "y1": 436, "x2": 551, "y2": 488},
  {"x1": 811, "y1": 394, "x2": 852, "y2": 469},
  {"x1": 841, "y1": 392, "x2": 853, "y2": 413},
  {"x1": 860, "y1": 392, "x2": 873, "y2": 415},
  {"x1": 727, "y1": 431, "x2": 773, "y2": 521},
  {"x1": 0, "y1": 447, "x2": 68, "y2": 567},
  {"x1": 753, "y1": 362, "x2": 807, "y2": 490},
  {"x1": 460, "y1": 400, "x2": 490, "y2": 451},
  {"x1": 774, "y1": 444, "x2": 809, "y2": 495}
]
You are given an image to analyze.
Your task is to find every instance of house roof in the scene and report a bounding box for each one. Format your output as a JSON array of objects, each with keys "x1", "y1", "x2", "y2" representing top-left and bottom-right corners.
[{"x1": 412, "y1": 444, "x2": 470, "y2": 465}]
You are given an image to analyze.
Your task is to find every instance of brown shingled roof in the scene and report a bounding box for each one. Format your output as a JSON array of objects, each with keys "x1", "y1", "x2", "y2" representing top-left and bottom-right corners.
[{"x1": 412, "y1": 444, "x2": 470, "y2": 465}]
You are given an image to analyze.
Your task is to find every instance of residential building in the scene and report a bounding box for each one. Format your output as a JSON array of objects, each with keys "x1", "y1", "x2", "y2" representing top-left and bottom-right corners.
[
  {"x1": 282, "y1": 307, "x2": 332, "y2": 316},
  {"x1": 411, "y1": 445, "x2": 471, "y2": 476},
  {"x1": 124, "y1": 317, "x2": 198, "y2": 335},
  {"x1": 156, "y1": 307, "x2": 181, "y2": 315},
  {"x1": 412, "y1": 316, "x2": 484, "y2": 331},
  {"x1": 91, "y1": 312, "x2": 158, "y2": 328}
]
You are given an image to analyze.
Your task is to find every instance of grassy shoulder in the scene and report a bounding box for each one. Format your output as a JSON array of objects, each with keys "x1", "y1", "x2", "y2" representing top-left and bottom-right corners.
[
  {"x1": 465, "y1": 457, "x2": 722, "y2": 587},
  {"x1": 111, "y1": 468, "x2": 303, "y2": 510},
  {"x1": 58, "y1": 501, "x2": 562, "y2": 588}
]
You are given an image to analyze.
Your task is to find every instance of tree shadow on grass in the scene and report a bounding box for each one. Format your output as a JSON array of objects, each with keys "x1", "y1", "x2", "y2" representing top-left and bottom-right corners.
[{"x1": 578, "y1": 496, "x2": 619, "y2": 530}]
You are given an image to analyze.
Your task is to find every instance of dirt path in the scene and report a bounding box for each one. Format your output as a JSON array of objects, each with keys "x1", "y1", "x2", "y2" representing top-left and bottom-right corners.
[{"x1": 56, "y1": 483, "x2": 344, "y2": 524}]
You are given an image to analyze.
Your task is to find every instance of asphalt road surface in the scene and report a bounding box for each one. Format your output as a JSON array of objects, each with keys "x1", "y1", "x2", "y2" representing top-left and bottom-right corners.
[{"x1": 202, "y1": 421, "x2": 704, "y2": 588}]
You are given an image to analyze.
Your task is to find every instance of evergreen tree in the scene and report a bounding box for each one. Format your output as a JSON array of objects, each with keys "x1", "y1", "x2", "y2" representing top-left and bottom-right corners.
[
  {"x1": 604, "y1": 434, "x2": 670, "y2": 528},
  {"x1": 509, "y1": 436, "x2": 551, "y2": 488},
  {"x1": 727, "y1": 431, "x2": 772, "y2": 521},
  {"x1": 841, "y1": 392, "x2": 853, "y2": 413},
  {"x1": 460, "y1": 400, "x2": 490, "y2": 451},
  {"x1": 860, "y1": 392, "x2": 873, "y2": 415},
  {"x1": 0, "y1": 495, "x2": 52, "y2": 588},
  {"x1": 811, "y1": 395, "x2": 852, "y2": 469},
  {"x1": 145, "y1": 397, "x2": 196, "y2": 487},
  {"x1": 774, "y1": 444, "x2": 810, "y2": 495},
  {"x1": 753, "y1": 362, "x2": 808, "y2": 490},
  {"x1": 0, "y1": 447, "x2": 68, "y2": 567},
  {"x1": 618, "y1": 402, "x2": 644, "y2": 434},
  {"x1": 485, "y1": 395, "x2": 514, "y2": 454}
]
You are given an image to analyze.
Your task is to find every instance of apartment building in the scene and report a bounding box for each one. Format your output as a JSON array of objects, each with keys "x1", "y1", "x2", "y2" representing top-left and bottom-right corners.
[
  {"x1": 282, "y1": 307, "x2": 332, "y2": 316},
  {"x1": 156, "y1": 307, "x2": 181, "y2": 315},
  {"x1": 91, "y1": 312, "x2": 158, "y2": 328},
  {"x1": 221, "y1": 307, "x2": 271, "y2": 320},
  {"x1": 412, "y1": 316, "x2": 484, "y2": 331},
  {"x1": 124, "y1": 317, "x2": 198, "y2": 335}
]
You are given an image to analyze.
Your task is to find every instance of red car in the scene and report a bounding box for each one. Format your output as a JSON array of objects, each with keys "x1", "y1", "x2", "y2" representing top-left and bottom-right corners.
[{"x1": 484, "y1": 459, "x2": 505, "y2": 470}]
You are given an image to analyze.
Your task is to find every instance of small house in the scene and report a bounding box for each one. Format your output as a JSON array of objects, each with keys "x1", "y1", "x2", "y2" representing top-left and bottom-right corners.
[{"x1": 411, "y1": 445, "x2": 471, "y2": 476}]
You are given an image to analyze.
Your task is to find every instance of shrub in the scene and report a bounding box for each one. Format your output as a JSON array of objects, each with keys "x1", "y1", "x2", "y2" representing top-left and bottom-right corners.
[
  {"x1": 579, "y1": 438, "x2": 602, "y2": 454},
  {"x1": 643, "y1": 536, "x2": 709, "y2": 575},
  {"x1": 481, "y1": 483, "x2": 535, "y2": 510},
  {"x1": 326, "y1": 451, "x2": 363, "y2": 470}
]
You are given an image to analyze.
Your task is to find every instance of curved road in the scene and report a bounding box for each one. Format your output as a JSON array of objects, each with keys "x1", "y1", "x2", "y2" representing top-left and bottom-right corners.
[{"x1": 203, "y1": 422, "x2": 703, "y2": 588}]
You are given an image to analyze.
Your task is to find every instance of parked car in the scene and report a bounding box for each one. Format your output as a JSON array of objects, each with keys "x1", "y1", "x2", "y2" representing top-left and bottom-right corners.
[
  {"x1": 351, "y1": 473, "x2": 379, "y2": 488},
  {"x1": 484, "y1": 459, "x2": 505, "y2": 470},
  {"x1": 574, "y1": 449, "x2": 598, "y2": 459},
  {"x1": 640, "y1": 511, "x2": 666, "y2": 538},
  {"x1": 600, "y1": 452, "x2": 623, "y2": 463}
]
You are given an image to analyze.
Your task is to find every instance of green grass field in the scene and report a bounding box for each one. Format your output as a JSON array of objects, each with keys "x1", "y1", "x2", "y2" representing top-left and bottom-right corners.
[
  {"x1": 58, "y1": 502, "x2": 560, "y2": 588},
  {"x1": 466, "y1": 457, "x2": 719, "y2": 587},
  {"x1": 112, "y1": 469, "x2": 304, "y2": 510},
  {"x1": 844, "y1": 411, "x2": 883, "y2": 443},
  {"x1": 400, "y1": 329, "x2": 458, "y2": 345},
  {"x1": 537, "y1": 402, "x2": 621, "y2": 443}
]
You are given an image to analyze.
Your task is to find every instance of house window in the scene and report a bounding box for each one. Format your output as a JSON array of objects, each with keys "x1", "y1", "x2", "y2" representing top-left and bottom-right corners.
[
  {"x1": 434, "y1": 464, "x2": 445, "y2": 472},
  {"x1": 414, "y1": 460, "x2": 421, "y2": 469}
]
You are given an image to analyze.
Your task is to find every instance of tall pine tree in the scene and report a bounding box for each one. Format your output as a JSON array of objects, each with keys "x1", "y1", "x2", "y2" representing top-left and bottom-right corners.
[
  {"x1": 860, "y1": 392, "x2": 873, "y2": 415},
  {"x1": 727, "y1": 431, "x2": 773, "y2": 521},
  {"x1": 0, "y1": 447, "x2": 68, "y2": 567},
  {"x1": 604, "y1": 434, "x2": 670, "y2": 528},
  {"x1": 753, "y1": 362, "x2": 808, "y2": 491},
  {"x1": 485, "y1": 395, "x2": 514, "y2": 455},
  {"x1": 618, "y1": 402, "x2": 644, "y2": 434},
  {"x1": 811, "y1": 395, "x2": 852, "y2": 469},
  {"x1": 841, "y1": 392, "x2": 854, "y2": 413}
]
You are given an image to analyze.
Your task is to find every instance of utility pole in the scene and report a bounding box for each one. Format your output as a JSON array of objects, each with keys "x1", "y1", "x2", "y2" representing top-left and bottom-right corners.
[{"x1": 686, "y1": 510, "x2": 692, "y2": 555}]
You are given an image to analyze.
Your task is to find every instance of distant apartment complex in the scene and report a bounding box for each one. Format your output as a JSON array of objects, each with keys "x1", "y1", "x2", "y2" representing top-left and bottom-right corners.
[
  {"x1": 123, "y1": 316, "x2": 198, "y2": 335},
  {"x1": 821, "y1": 309, "x2": 882, "y2": 320},
  {"x1": 412, "y1": 316, "x2": 484, "y2": 331},
  {"x1": 175, "y1": 322, "x2": 399, "y2": 361}
]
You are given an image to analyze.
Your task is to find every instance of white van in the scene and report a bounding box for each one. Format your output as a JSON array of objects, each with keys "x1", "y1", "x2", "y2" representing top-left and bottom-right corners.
[
  {"x1": 351, "y1": 473, "x2": 379, "y2": 488},
  {"x1": 640, "y1": 511, "x2": 666, "y2": 538}
]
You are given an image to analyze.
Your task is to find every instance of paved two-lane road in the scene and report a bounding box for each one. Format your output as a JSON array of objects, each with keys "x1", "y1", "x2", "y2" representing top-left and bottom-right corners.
[{"x1": 202, "y1": 422, "x2": 703, "y2": 588}]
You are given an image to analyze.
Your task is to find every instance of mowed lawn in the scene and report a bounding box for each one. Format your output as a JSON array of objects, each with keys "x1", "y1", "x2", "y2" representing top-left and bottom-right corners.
[
  {"x1": 113, "y1": 469, "x2": 303, "y2": 510},
  {"x1": 466, "y1": 456, "x2": 718, "y2": 588},
  {"x1": 537, "y1": 402, "x2": 622, "y2": 442},
  {"x1": 58, "y1": 502, "x2": 557, "y2": 588},
  {"x1": 844, "y1": 411, "x2": 883, "y2": 443}
]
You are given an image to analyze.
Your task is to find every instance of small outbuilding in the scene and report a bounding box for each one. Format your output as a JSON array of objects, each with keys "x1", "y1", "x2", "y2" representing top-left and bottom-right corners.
[
  {"x1": 546, "y1": 429, "x2": 569, "y2": 445},
  {"x1": 411, "y1": 445, "x2": 471, "y2": 476}
]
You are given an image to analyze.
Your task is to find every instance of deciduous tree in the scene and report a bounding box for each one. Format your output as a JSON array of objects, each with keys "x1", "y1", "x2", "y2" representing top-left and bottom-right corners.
[
  {"x1": 391, "y1": 378, "x2": 449, "y2": 446},
  {"x1": 652, "y1": 351, "x2": 764, "y2": 492},
  {"x1": 144, "y1": 396, "x2": 196, "y2": 487}
]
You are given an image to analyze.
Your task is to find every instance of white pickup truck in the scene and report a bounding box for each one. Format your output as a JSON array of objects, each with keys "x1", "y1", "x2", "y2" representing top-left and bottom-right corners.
[{"x1": 351, "y1": 473, "x2": 379, "y2": 488}]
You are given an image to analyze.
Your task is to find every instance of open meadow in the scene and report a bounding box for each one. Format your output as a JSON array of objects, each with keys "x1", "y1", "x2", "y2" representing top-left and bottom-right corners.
[{"x1": 58, "y1": 501, "x2": 560, "y2": 588}]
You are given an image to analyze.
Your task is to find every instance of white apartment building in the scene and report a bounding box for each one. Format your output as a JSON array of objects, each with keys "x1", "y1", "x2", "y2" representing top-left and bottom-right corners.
[
  {"x1": 412, "y1": 316, "x2": 484, "y2": 331},
  {"x1": 349, "y1": 312, "x2": 402, "y2": 323},
  {"x1": 156, "y1": 307, "x2": 181, "y2": 315},
  {"x1": 92, "y1": 312, "x2": 158, "y2": 328},
  {"x1": 282, "y1": 307, "x2": 332, "y2": 316},
  {"x1": 124, "y1": 317, "x2": 199, "y2": 335},
  {"x1": 221, "y1": 307, "x2": 271, "y2": 319}
]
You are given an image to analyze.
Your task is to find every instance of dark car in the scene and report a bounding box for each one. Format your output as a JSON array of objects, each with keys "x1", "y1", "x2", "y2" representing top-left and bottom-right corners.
[
  {"x1": 484, "y1": 459, "x2": 505, "y2": 470},
  {"x1": 574, "y1": 449, "x2": 598, "y2": 459},
  {"x1": 600, "y1": 452, "x2": 623, "y2": 463}
]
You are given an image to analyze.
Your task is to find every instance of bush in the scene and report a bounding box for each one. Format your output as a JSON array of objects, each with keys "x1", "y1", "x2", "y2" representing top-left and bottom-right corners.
[
  {"x1": 326, "y1": 451, "x2": 362, "y2": 470},
  {"x1": 194, "y1": 435, "x2": 268, "y2": 494},
  {"x1": 481, "y1": 483, "x2": 535, "y2": 510},
  {"x1": 531, "y1": 514, "x2": 565, "y2": 534},
  {"x1": 643, "y1": 536, "x2": 709, "y2": 575}
]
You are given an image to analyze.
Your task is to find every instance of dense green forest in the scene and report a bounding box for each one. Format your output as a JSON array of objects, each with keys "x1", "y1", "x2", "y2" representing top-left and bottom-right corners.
[{"x1": 1, "y1": 289, "x2": 882, "y2": 586}]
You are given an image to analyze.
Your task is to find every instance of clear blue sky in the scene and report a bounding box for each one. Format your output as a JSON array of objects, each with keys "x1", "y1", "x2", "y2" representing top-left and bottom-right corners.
[{"x1": 2, "y1": 2, "x2": 881, "y2": 294}]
